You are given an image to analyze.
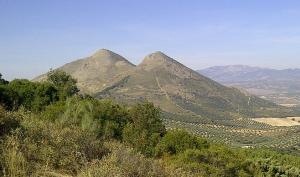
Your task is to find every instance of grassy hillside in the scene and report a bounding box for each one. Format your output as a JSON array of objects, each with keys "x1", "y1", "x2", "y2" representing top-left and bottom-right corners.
[
  {"x1": 35, "y1": 50, "x2": 297, "y2": 121},
  {"x1": 0, "y1": 72, "x2": 299, "y2": 176},
  {"x1": 96, "y1": 52, "x2": 297, "y2": 120},
  {"x1": 33, "y1": 49, "x2": 135, "y2": 94},
  {"x1": 32, "y1": 50, "x2": 300, "y2": 151}
]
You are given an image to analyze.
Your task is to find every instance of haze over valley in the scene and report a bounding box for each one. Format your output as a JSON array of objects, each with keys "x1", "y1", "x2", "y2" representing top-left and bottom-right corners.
[{"x1": 200, "y1": 65, "x2": 300, "y2": 107}]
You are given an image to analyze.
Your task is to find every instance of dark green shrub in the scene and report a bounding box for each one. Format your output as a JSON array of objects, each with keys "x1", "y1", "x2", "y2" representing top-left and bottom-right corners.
[
  {"x1": 40, "y1": 96, "x2": 131, "y2": 139},
  {"x1": 155, "y1": 129, "x2": 209, "y2": 156},
  {"x1": 123, "y1": 101, "x2": 166, "y2": 156},
  {"x1": 0, "y1": 73, "x2": 8, "y2": 85},
  {"x1": 0, "y1": 106, "x2": 21, "y2": 137},
  {"x1": 47, "y1": 70, "x2": 79, "y2": 99}
]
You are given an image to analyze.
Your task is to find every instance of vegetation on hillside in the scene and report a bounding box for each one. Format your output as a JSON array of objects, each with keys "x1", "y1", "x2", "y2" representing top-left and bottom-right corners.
[
  {"x1": 35, "y1": 50, "x2": 298, "y2": 121},
  {"x1": 0, "y1": 71, "x2": 299, "y2": 177}
]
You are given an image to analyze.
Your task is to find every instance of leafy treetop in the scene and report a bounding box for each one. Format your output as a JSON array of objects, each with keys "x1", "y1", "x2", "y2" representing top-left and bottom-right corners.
[
  {"x1": 47, "y1": 70, "x2": 79, "y2": 99},
  {"x1": 0, "y1": 73, "x2": 8, "y2": 85}
]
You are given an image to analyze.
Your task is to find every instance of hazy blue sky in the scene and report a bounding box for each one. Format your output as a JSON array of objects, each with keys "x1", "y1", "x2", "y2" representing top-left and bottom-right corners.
[{"x1": 1, "y1": 0, "x2": 300, "y2": 80}]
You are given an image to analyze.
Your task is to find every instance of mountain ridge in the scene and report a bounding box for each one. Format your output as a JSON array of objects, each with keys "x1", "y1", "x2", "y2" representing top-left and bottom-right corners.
[
  {"x1": 34, "y1": 50, "x2": 298, "y2": 122},
  {"x1": 199, "y1": 65, "x2": 300, "y2": 106},
  {"x1": 199, "y1": 65, "x2": 300, "y2": 82}
]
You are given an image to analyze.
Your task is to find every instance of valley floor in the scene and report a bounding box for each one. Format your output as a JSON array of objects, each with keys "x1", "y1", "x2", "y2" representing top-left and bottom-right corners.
[{"x1": 253, "y1": 117, "x2": 300, "y2": 126}]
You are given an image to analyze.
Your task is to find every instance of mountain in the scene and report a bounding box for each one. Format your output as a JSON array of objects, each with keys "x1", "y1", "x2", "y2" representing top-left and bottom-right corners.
[
  {"x1": 33, "y1": 49, "x2": 135, "y2": 94},
  {"x1": 199, "y1": 65, "x2": 300, "y2": 106},
  {"x1": 199, "y1": 65, "x2": 300, "y2": 82},
  {"x1": 199, "y1": 65, "x2": 265, "y2": 82},
  {"x1": 94, "y1": 52, "x2": 297, "y2": 121},
  {"x1": 34, "y1": 51, "x2": 297, "y2": 121},
  {"x1": 34, "y1": 50, "x2": 300, "y2": 148}
]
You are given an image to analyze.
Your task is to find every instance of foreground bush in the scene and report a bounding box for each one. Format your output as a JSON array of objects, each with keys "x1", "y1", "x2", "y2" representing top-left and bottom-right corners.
[
  {"x1": 123, "y1": 102, "x2": 166, "y2": 156},
  {"x1": 0, "y1": 106, "x2": 22, "y2": 137},
  {"x1": 169, "y1": 146, "x2": 248, "y2": 176},
  {"x1": 1, "y1": 116, "x2": 107, "y2": 176},
  {"x1": 155, "y1": 129, "x2": 209, "y2": 156},
  {"x1": 0, "y1": 71, "x2": 299, "y2": 177},
  {"x1": 79, "y1": 142, "x2": 165, "y2": 177},
  {"x1": 57, "y1": 96, "x2": 129, "y2": 139}
]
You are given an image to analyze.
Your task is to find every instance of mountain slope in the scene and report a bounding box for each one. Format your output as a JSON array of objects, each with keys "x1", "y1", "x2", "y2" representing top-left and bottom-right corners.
[
  {"x1": 35, "y1": 51, "x2": 297, "y2": 121},
  {"x1": 34, "y1": 49, "x2": 135, "y2": 93},
  {"x1": 33, "y1": 51, "x2": 300, "y2": 149},
  {"x1": 96, "y1": 52, "x2": 295, "y2": 121},
  {"x1": 199, "y1": 65, "x2": 300, "y2": 106}
]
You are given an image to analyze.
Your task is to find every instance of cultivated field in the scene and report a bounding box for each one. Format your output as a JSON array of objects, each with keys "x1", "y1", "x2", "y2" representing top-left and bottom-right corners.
[{"x1": 252, "y1": 117, "x2": 300, "y2": 126}]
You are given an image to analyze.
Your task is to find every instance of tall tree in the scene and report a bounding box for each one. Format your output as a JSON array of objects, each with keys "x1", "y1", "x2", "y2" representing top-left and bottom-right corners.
[
  {"x1": 47, "y1": 70, "x2": 79, "y2": 99},
  {"x1": 0, "y1": 73, "x2": 8, "y2": 85},
  {"x1": 123, "y1": 102, "x2": 166, "y2": 156}
]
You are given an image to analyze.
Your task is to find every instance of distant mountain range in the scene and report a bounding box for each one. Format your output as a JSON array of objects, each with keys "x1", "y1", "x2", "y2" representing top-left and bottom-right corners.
[
  {"x1": 199, "y1": 65, "x2": 300, "y2": 82},
  {"x1": 199, "y1": 65, "x2": 300, "y2": 106},
  {"x1": 34, "y1": 50, "x2": 297, "y2": 123}
]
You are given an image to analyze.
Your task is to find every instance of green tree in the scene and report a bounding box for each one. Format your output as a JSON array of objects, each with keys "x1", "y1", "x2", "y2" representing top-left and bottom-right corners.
[
  {"x1": 6, "y1": 79, "x2": 58, "y2": 111},
  {"x1": 123, "y1": 102, "x2": 166, "y2": 156},
  {"x1": 7, "y1": 79, "x2": 36, "y2": 109},
  {"x1": 0, "y1": 106, "x2": 21, "y2": 137},
  {"x1": 0, "y1": 73, "x2": 8, "y2": 85},
  {"x1": 31, "y1": 82, "x2": 58, "y2": 111},
  {"x1": 155, "y1": 129, "x2": 209, "y2": 156},
  {"x1": 47, "y1": 70, "x2": 79, "y2": 99},
  {"x1": 0, "y1": 85, "x2": 17, "y2": 110},
  {"x1": 56, "y1": 97, "x2": 129, "y2": 139}
]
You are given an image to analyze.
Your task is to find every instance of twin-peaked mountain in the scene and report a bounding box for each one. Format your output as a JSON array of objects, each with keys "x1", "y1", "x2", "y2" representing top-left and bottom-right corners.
[{"x1": 34, "y1": 49, "x2": 297, "y2": 121}]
